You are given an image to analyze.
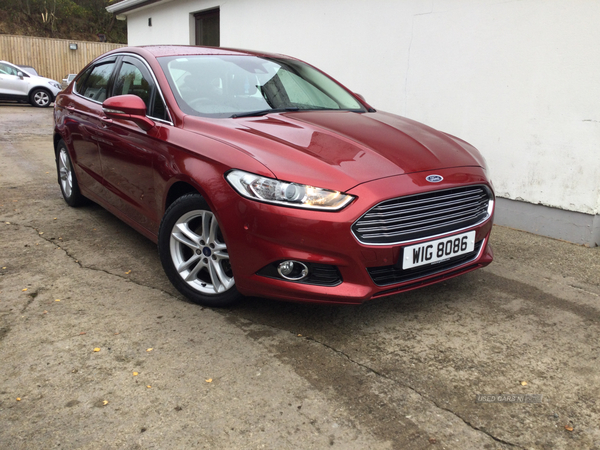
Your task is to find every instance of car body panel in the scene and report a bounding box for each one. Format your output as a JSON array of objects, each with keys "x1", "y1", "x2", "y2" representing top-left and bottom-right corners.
[
  {"x1": 0, "y1": 72, "x2": 29, "y2": 97},
  {"x1": 179, "y1": 111, "x2": 485, "y2": 193},
  {"x1": 56, "y1": 97, "x2": 107, "y2": 197}
]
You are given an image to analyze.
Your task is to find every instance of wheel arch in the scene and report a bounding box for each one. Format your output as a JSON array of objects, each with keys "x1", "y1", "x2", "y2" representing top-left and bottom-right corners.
[
  {"x1": 157, "y1": 190, "x2": 242, "y2": 306},
  {"x1": 160, "y1": 174, "x2": 242, "y2": 259},
  {"x1": 30, "y1": 86, "x2": 54, "y2": 102},
  {"x1": 53, "y1": 133, "x2": 64, "y2": 153},
  {"x1": 160, "y1": 158, "x2": 237, "y2": 218},
  {"x1": 53, "y1": 133, "x2": 75, "y2": 162},
  {"x1": 164, "y1": 181, "x2": 204, "y2": 213}
]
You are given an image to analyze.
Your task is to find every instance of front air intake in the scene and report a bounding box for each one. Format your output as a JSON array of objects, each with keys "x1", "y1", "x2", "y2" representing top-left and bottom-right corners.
[{"x1": 352, "y1": 185, "x2": 493, "y2": 245}]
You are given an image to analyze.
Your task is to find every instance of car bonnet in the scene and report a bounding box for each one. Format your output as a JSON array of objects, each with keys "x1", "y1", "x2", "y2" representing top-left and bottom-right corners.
[{"x1": 183, "y1": 110, "x2": 485, "y2": 192}]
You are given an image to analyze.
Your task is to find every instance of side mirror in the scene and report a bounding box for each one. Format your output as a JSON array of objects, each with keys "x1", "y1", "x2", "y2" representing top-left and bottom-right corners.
[
  {"x1": 17, "y1": 71, "x2": 24, "y2": 79},
  {"x1": 102, "y1": 95, "x2": 154, "y2": 131}
]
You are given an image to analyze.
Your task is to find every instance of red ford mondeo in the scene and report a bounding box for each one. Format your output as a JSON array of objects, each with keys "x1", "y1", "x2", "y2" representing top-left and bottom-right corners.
[{"x1": 53, "y1": 46, "x2": 494, "y2": 306}]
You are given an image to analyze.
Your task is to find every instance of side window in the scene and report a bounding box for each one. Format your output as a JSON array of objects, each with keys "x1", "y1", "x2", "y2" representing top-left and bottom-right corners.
[
  {"x1": 150, "y1": 94, "x2": 168, "y2": 121},
  {"x1": 113, "y1": 61, "x2": 151, "y2": 107},
  {"x1": 113, "y1": 57, "x2": 168, "y2": 121},
  {"x1": 0, "y1": 63, "x2": 20, "y2": 76},
  {"x1": 76, "y1": 61, "x2": 116, "y2": 103},
  {"x1": 74, "y1": 66, "x2": 93, "y2": 93}
]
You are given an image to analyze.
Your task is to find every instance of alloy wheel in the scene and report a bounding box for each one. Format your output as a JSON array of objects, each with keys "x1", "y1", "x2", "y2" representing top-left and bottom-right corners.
[
  {"x1": 33, "y1": 90, "x2": 50, "y2": 107},
  {"x1": 169, "y1": 210, "x2": 234, "y2": 295},
  {"x1": 58, "y1": 148, "x2": 73, "y2": 199}
]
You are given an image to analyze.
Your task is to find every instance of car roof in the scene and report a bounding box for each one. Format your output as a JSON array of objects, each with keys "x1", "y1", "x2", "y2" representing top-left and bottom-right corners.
[
  {"x1": 105, "y1": 45, "x2": 295, "y2": 61},
  {"x1": 1, "y1": 60, "x2": 33, "y2": 69}
]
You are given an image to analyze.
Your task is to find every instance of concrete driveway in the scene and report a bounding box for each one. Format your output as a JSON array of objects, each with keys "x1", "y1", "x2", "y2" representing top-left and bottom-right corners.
[{"x1": 0, "y1": 104, "x2": 598, "y2": 450}]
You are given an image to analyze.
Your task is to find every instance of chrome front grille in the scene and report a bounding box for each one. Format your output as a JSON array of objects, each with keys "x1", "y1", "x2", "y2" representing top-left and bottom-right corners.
[{"x1": 352, "y1": 185, "x2": 492, "y2": 245}]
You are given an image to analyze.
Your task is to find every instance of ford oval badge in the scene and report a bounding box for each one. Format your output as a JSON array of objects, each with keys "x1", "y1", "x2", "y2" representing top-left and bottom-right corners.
[{"x1": 426, "y1": 174, "x2": 443, "y2": 183}]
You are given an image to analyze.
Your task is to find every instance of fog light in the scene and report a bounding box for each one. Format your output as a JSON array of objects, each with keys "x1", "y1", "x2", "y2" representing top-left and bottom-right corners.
[{"x1": 277, "y1": 260, "x2": 309, "y2": 281}]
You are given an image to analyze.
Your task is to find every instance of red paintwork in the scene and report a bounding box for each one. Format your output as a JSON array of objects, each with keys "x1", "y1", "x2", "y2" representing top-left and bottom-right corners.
[
  {"x1": 102, "y1": 95, "x2": 154, "y2": 131},
  {"x1": 103, "y1": 94, "x2": 147, "y2": 115},
  {"x1": 53, "y1": 45, "x2": 494, "y2": 304}
]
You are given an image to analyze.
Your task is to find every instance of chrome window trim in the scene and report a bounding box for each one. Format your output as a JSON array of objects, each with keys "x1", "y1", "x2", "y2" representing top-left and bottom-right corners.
[
  {"x1": 351, "y1": 185, "x2": 494, "y2": 246},
  {"x1": 73, "y1": 52, "x2": 174, "y2": 126}
]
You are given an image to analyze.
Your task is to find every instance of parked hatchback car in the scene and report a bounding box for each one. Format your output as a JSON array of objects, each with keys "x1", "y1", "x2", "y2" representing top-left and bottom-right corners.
[
  {"x1": 17, "y1": 65, "x2": 39, "y2": 76},
  {"x1": 0, "y1": 60, "x2": 62, "y2": 107},
  {"x1": 53, "y1": 46, "x2": 494, "y2": 306}
]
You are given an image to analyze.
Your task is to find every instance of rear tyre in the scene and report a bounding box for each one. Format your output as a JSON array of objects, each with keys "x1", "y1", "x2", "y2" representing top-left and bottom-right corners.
[
  {"x1": 56, "y1": 140, "x2": 87, "y2": 207},
  {"x1": 30, "y1": 88, "x2": 52, "y2": 107},
  {"x1": 158, "y1": 193, "x2": 242, "y2": 307}
]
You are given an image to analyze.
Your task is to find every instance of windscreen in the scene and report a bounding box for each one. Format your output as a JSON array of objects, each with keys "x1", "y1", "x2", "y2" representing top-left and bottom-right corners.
[{"x1": 158, "y1": 55, "x2": 365, "y2": 118}]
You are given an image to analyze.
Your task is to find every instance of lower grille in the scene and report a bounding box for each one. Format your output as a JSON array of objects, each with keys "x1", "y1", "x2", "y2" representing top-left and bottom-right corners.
[
  {"x1": 371, "y1": 264, "x2": 477, "y2": 298},
  {"x1": 308, "y1": 264, "x2": 343, "y2": 286},
  {"x1": 367, "y1": 240, "x2": 483, "y2": 286}
]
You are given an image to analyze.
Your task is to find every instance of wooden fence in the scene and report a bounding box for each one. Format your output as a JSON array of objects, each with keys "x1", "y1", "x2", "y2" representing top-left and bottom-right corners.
[{"x1": 0, "y1": 34, "x2": 125, "y2": 82}]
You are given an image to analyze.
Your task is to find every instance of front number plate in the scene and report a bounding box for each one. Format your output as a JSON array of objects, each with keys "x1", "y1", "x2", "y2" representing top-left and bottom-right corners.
[{"x1": 402, "y1": 231, "x2": 476, "y2": 270}]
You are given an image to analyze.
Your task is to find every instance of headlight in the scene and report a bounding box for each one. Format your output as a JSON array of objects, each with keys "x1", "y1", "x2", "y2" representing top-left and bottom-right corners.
[
  {"x1": 226, "y1": 170, "x2": 355, "y2": 211},
  {"x1": 49, "y1": 81, "x2": 61, "y2": 89}
]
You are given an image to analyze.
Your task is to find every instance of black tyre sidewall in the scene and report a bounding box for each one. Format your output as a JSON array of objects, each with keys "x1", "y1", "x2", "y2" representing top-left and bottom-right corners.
[
  {"x1": 56, "y1": 140, "x2": 86, "y2": 207},
  {"x1": 158, "y1": 193, "x2": 242, "y2": 307}
]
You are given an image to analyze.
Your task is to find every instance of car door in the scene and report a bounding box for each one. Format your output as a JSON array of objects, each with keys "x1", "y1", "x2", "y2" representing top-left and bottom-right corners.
[
  {"x1": 64, "y1": 57, "x2": 118, "y2": 197},
  {"x1": 95, "y1": 55, "x2": 171, "y2": 233},
  {"x1": 0, "y1": 62, "x2": 29, "y2": 98}
]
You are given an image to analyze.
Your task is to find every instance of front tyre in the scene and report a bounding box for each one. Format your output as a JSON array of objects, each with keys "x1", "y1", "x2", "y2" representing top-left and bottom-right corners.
[
  {"x1": 30, "y1": 88, "x2": 52, "y2": 107},
  {"x1": 158, "y1": 194, "x2": 242, "y2": 307},
  {"x1": 56, "y1": 140, "x2": 87, "y2": 207}
]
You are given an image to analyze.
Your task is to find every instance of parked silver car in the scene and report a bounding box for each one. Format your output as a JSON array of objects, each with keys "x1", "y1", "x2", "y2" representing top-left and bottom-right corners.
[
  {"x1": 61, "y1": 73, "x2": 77, "y2": 90},
  {"x1": 0, "y1": 60, "x2": 62, "y2": 107},
  {"x1": 17, "y1": 65, "x2": 39, "y2": 76}
]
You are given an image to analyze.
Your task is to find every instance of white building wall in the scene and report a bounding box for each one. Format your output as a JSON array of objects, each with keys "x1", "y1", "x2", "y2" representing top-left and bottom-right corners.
[{"x1": 123, "y1": 0, "x2": 599, "y2": 242}]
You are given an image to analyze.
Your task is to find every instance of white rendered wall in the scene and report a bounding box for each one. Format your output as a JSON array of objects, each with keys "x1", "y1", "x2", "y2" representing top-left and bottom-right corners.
[{"x1": 124, "y1": 0, "x2": 600, "y2": 218}]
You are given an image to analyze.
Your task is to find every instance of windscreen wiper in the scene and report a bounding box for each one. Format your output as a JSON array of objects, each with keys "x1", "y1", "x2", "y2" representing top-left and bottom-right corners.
[{"x1": 231, "y1": 107, "x2": 300, "y2": 118}]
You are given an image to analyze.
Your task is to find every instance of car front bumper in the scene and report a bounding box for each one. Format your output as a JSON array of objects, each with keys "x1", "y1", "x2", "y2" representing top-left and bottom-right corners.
[{"x1": 217, "y1": 166, "x2": 494, "y2": 304}]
